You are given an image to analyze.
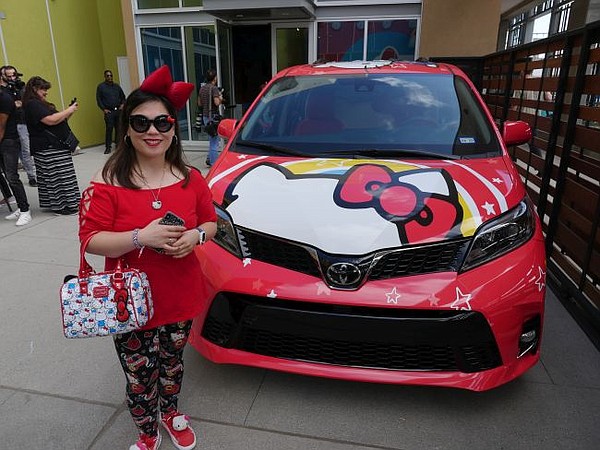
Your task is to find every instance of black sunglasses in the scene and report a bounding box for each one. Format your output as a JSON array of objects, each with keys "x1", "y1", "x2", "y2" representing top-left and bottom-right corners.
[{"x1": 129, "y1": 114, "x2": 176, "y2": 133}]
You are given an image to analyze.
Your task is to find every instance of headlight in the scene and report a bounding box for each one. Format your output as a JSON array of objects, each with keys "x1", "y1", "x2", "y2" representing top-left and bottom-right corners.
[
  {"x1": 213, "y1": 205, "x2": 242, "y2": 258},
  {"x1": 460, "y1": 198, "x2": 535, "y2": 272}
]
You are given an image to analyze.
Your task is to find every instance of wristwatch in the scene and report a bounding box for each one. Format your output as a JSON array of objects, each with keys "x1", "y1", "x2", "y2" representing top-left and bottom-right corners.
[{"x1": 196, "y1": 227, "x2": 206, "y2": 245}]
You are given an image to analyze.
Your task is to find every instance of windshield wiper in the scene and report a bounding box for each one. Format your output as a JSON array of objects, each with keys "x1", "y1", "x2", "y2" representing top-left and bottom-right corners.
[
  {"x1": 235, "y1": 140, "x2": 308, "y2": 157},
  {"x1": 330, "y1": 148, "x2": 462, "y2": 160}
]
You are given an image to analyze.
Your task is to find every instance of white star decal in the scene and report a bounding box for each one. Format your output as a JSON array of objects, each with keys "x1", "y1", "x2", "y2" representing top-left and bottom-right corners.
[
  {"x1": 482, "y1": 201, "x2": 496, "y2": 216},
  {"x1": 535, "y1": 266, "x2": 546, "y2": 292},
  {"x1": 450, "y1": 287, "x2": 472, "y2": 310},
  {"x1": 267, "y1": 289, "x2": 277, "y2": 298},
  {"x1": 237, "y1": 154, "x2": 248, "y2": 159},
  {"x1": 315, "y1": 282, "x2": 331, "y2": 296},
  {"x1": 428, "y1": 294, "x2": 440, "y2": 306},
  {"x1": 243, "y1": 258, "x2": 252, "y2": 267},
  {"x1": 386, "y1": 287, "x2": 401, "y2": 304},
  {"x1": 492, "y1": 177, "x2": 503, "y2": 184},
  {"x1": 252, "y1": 279, "x2": 264, "y2": 291}
]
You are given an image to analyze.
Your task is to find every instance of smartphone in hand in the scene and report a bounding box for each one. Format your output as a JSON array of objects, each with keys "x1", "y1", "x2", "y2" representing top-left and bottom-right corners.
[
  {"x1": 69, "y1": 97, "x2": 77, "y2": 106},
  {"x1": 159, "y1": 211, "x2": 185, "y2": 226},
  {"x1": 153, "y1": 211, "x2": 185, "y2": 253}
]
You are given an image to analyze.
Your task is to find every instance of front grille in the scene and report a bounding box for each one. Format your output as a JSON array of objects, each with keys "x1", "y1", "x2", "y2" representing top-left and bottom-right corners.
[
  {"x1": 201, "y1": 293, "x2": 502, "y2": 373},
  {"x1": 238, "y1": 228, "x2": 470, "y2": 283},
  {"x1": 369, "y1": 239, "x2": 470, "y2": 280},
  {"x1": 240, "y1": 229, "x2": 321, "y2": 277}
]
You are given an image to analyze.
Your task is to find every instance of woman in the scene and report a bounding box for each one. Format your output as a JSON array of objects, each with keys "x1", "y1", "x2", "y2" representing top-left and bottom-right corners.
[
  {"x1": 79, "y1": 65, "x2": 216, "y2": 450},
  {"x1": 197, "y1": 68, "x2": 223, "y2": 166},
  {"x1": 22, "y1": 76, "x2": 80, "y2": 215}
]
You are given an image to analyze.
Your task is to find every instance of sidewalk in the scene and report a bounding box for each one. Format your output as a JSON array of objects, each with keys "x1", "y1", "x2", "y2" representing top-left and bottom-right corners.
[{"x1": 0, "y1": 146, "x2": 599, "y2": 450}]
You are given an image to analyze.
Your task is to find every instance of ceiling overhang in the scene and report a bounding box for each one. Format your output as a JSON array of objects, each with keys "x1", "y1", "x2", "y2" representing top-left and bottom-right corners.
[{"x1": 202, "y1": 0, "x2": 316, "y2": 23}]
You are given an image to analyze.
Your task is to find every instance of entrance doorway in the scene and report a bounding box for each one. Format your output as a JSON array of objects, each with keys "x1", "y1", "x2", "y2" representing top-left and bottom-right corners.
[
  {"x1": 232, "y1": 25, "x2": 271, "y2": 114},
  {"x1": 273, "y1": 23, "x2": 311, "y2": 73}
]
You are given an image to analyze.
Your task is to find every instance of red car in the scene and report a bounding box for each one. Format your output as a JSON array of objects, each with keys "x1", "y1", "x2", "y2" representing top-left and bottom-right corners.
[{"x1": 189, "y1": 60, "x2": 545, "y2": 391}]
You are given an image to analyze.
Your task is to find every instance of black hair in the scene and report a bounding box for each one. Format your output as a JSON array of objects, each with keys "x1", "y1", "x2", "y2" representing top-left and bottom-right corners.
[
  {"x1": 205, "y1": 68, "x2": 217, "y2": 83},
  {"x1": 22, "y1": 76, "x2": 54, "y2": 108}
]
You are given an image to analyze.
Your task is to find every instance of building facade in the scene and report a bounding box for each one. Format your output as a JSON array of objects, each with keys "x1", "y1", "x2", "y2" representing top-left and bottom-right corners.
[
  {"x1": 8, "y1": 0, "x2": 574, "y2": 147},
  {"x1": 0, "y1": 0, "x2": 126, "y2": 147},
  {"x1": 122, "y1": 0, "x2": 503, "y2": 145}
]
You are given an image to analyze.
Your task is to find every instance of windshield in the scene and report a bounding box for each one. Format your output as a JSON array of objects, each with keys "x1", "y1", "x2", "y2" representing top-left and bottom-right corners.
[{"x1": 235, "y1": 73, "x2": 501, "y2": 158}]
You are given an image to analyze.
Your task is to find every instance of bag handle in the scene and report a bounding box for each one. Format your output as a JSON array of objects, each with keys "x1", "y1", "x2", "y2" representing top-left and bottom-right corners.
[{"x1": 78, "y1": 232, "x2": 127, "y2": 294}]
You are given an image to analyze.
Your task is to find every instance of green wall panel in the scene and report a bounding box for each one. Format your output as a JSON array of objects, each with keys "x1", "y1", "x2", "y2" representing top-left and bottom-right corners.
[{"x1": 0, "y1": 0, "x2": 127, "y2": 147}]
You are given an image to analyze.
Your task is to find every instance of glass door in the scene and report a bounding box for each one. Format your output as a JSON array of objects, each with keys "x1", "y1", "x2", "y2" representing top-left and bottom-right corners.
[
  {"x1": 272, "y1": 23, "x2": 314, "y2": 76},
  {"x1": 184, "y1": 25, "x2": 218, "y2": 141},
  {"x1": 216, "y1": 20, "x2": 236, "y2": 119}
]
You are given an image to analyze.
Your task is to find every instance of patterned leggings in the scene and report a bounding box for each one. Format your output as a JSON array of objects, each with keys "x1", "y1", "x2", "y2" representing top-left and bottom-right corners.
[{"x1": 113, "y1": 320, "x2": 192, "y2": 436}]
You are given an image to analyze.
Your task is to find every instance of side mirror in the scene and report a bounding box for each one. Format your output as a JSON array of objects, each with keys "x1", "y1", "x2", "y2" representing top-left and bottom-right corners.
[
  {"x1": 502, "y1": 120, "x2": 532, "y2": 146},
  {"x1": 217, "y1": 119, "x2": 237, "y2": 139}
]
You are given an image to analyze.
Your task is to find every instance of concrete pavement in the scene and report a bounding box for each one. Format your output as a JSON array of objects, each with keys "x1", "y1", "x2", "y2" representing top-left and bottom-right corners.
[{"x1": 0, "y1": 145, "x2": 599, "y2": 450}]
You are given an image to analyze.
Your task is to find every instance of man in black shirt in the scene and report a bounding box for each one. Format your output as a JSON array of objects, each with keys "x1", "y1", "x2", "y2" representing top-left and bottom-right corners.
[
  {"x1": 1, "y1": 65, "x2": 37, "y2": 186},
  {"x1": 0, "y1": 88, "x2": 31, "y2": 225},
  {"x1": 96, "y1": 69, "x2": 125, "y2": 154}
]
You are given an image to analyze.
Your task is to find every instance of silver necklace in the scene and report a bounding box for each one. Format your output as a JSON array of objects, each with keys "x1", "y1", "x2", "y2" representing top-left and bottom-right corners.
[{"x1": 139, "y1": 167, "x2": 166, "y2": 210}]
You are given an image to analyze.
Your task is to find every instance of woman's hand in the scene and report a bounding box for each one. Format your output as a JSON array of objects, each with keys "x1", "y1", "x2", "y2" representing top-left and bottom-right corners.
[
  {"x1": 138, "y1": 218, "x2": 185, "y2": 253},
  {"x1": 164, "y1": 229, "x2": 201, "y2": 259}
]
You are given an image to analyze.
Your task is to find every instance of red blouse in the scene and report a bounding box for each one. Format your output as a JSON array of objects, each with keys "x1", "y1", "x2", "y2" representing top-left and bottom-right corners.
[{"x1": 79, "y1": 168, "x2": 217, "y2": 329}]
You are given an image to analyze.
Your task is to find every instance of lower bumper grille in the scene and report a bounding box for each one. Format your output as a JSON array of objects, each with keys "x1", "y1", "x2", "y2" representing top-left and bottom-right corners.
[{"x1": 202, "y1": 293, "x2": 502, "y2": 373}]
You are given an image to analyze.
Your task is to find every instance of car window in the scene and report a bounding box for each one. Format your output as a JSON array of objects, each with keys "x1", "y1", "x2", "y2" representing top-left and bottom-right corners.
[{"x1": 237, "y1": 73, "x2": 501, "y2": 158}]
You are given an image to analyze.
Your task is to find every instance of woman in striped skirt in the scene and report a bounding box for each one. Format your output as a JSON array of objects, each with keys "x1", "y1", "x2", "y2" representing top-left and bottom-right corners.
[{"x1": 22, "y1": 76, "x2": 80, "y2": 215}]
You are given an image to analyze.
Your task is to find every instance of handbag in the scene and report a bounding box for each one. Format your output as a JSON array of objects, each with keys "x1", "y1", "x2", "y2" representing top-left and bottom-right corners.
[
  {"x1": 61, "y1": 130, "x2": 80, "y2": 151},
  {"x1": 59, "y1": 235, "x2": 154, "y2": 339},
  {"x1": 45, "y1": 127, "x2": 80, "y2": 151},
  {"x1": 204, "y1": 114, "x2": 222, "y2": 137}
]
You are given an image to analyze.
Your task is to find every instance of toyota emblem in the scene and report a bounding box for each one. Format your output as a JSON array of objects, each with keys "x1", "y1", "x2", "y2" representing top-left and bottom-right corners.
[{"x1": 326, "y1": 262, "x2": 362, "y2": 287}]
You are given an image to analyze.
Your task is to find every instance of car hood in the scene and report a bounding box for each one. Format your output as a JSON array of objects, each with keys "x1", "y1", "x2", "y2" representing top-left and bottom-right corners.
[{"x1": 208, "y1": 155, "x2": 525, "y2": 255}]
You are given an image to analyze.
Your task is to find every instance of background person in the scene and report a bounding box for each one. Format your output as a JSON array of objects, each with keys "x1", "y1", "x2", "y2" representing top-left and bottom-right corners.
[
  {"x1": 0, "y1": 83, "x2": 32, "y2": 225},
  {"x1": 1, "y1": 65, "x2": 37, "y2": 186},
  {"x1": 96, "y1": 69, "x2": 125, "y2": 154},
  {"x1": 79, "y1": 65, "x2": 216, "y2": 450},
  {"x1": 22, "y1": 76, "x2": 80, "y2": 215},
  {"x1": 197, "y1": 68, "x2": 223, "y2": 166}
]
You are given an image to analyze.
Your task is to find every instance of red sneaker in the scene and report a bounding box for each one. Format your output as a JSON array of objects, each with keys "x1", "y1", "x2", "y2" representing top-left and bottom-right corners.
[
  {"x1": 160, "y1": 411, "x2": 196, "y2": 450},
  {"x1": 129, "y1": 432, "x2": 161, "y2": 450}
]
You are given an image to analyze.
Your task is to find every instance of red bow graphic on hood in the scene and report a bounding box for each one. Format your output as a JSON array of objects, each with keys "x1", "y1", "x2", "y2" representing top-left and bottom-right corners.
[{"x1": 333, "y1": 164, "x2": 463, "y2": 244}]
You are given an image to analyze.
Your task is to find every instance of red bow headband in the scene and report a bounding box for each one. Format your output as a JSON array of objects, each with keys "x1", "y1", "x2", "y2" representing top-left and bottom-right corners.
[{"x1": 139, "y1": 65, "x2": 194, "y2": 110}]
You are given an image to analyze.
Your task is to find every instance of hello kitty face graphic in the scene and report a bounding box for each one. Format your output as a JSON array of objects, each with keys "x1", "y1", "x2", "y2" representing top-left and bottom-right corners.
[{"x1": 223, "y1": 162, "x2": 471, "y2": 253}]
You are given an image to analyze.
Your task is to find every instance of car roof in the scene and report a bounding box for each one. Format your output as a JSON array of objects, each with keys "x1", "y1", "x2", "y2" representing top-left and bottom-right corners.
[{"x1": 278, "y1": 60, "x2": 459, "y2": 77}]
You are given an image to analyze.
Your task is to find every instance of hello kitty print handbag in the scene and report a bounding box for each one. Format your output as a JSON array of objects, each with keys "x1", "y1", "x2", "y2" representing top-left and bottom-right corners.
[{"x1": 60, "y1": 235, "x2": 154, "y2": 339}]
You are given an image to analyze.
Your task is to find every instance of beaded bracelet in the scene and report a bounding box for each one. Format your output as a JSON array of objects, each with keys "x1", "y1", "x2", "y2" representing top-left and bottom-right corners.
[
  {"x1": 132, "y1": 228, "x2": 145, "y2": 257},
  {"x1": 132, "y1": 228, "x2": 143, "y2": 249}
]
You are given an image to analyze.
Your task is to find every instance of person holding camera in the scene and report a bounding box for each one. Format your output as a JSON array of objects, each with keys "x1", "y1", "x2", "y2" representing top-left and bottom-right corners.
[
  {"x1": 96, "y1": 69, "x2": 126, "y2": 154},
  {"x1": 1, "y1": 65, "x2": 37, "y2": 186},
  {"x1": 197, "y1": 68, "x2": 223, "y2": 167},
  {"x1": 22, "y1": 76, "x2": 80, "y2": 215},
  {"x1": 0, "y1": 79, "x2": 32, "y2": 225}
]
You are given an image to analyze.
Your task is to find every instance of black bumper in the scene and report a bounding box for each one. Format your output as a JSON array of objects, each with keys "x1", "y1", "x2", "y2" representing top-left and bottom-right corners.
[{"x1": 201, "y1": 293, "x2": 502, "y2": 373}]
